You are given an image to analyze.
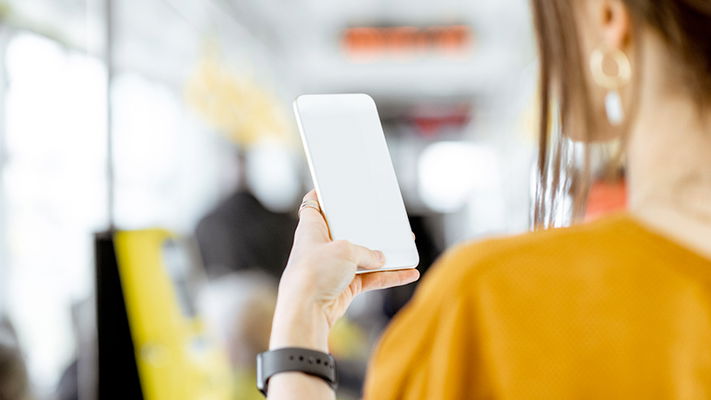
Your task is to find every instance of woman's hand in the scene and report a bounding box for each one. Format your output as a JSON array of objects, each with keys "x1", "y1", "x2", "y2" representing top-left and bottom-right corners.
[{"x1": 270, "y1": 190, "x2": 420, "y2": 352}]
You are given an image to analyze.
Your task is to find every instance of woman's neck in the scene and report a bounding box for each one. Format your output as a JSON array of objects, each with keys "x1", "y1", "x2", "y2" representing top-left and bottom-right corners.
[{"x1": 627, "y1": 92, "x2": 711, "y2": 260}]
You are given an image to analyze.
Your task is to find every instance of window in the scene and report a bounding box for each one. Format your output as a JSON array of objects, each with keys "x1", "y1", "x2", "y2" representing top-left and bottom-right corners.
[{"x1": 3, "y1": 32, "x2": 107, "y2": 391}]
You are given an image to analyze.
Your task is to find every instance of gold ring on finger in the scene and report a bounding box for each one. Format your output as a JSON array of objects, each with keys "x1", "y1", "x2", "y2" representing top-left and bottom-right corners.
[{"x1": 298, "y1": 199, "x2": 321, "y2": 217}]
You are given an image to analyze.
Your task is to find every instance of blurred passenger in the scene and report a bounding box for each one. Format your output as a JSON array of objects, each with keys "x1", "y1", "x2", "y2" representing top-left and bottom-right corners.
[
  {"x1": 198, "y1": 272, "x2": 276, "y2": 400},
  {"x1": 55, "y1": 360, "x2": 77, "y2": 400},
  {"x1": 0, "y1": 317, "x2": 30, "y2": 400},
  {"x1": 195, "y1": 150, "x2": 298, "y2": 280},
  {"x1": 55, "y1": 298, "x2": 96, "y2": 400},
  {"x1": 195, "y1": 189, "x2": 297, "y2": 279},
  {"x1": 265, "y1": 0, "x2": 711, "y2": 398}
]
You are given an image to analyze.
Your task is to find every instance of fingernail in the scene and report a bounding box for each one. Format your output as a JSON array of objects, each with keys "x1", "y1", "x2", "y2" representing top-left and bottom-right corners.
[{"x1": 377, "y1": 251, "x2": 386, "y2": 262}]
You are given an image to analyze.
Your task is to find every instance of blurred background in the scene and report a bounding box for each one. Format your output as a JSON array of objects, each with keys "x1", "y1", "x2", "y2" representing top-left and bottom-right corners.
[{"x1": 0, "y1": 0, "x2": 541, "y2": 399}]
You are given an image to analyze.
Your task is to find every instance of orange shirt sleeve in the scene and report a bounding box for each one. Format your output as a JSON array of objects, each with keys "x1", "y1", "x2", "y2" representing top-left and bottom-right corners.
[{"x1": 363, "y1": 245, "x2": 493, "y2": 399}]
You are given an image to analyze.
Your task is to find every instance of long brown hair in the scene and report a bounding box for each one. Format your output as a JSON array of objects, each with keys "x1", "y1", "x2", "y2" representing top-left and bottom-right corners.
[{"x1": 530, "y1": 0, "x2": 711, "y2": 228}]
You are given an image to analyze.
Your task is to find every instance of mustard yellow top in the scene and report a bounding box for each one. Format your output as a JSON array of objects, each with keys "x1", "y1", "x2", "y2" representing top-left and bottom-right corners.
[{"x1": 364, "y1": 214, "x2": 711, "y2": 399}]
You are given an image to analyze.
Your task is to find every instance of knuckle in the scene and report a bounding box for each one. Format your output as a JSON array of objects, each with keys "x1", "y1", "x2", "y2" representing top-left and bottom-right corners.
[{"x1": 330, "y1": 240, "x2": 352, "y2": 259}]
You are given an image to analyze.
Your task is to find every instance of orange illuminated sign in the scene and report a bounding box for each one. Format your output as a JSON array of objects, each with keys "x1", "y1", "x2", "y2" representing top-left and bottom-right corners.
[{"x1": 343, "y1": 25, "x2": 472, "y2": 58}]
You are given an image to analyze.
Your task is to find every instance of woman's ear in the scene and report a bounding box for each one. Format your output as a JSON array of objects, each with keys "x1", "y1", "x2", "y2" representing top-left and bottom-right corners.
[
  {"x1": 578, "y1": 0, "x2": 632, "y2": 60},
  {"x1": 573, "y1": 0, "x2": 634, "y2": 142},
  {"x1": 596, "y1": 0, "x2": 631, "y2": 49}
]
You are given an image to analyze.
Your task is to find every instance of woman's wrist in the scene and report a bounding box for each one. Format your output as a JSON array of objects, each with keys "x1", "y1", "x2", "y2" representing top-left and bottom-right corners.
[{"x1": 270, "y1": 297, "x2": 331, "y2": 353}]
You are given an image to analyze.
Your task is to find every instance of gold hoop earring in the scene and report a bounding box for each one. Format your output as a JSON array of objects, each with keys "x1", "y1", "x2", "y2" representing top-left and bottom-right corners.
[{"x1": 590, "y1": 47, "x2": 631, "y2": 126}]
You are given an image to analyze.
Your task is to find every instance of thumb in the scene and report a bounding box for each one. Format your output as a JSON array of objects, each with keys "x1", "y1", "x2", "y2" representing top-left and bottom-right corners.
[
  {"x1": 358, "y1": 269, "x2": 420, "y2": 293},
  {"x1": 346, "y1": 243, "x2": 386, "y2": 269}
]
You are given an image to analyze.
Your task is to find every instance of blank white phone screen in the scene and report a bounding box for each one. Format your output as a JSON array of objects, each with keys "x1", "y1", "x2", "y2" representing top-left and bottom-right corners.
[{"x1": 294, "y1": 94, "x2": 419, "y2": 271}]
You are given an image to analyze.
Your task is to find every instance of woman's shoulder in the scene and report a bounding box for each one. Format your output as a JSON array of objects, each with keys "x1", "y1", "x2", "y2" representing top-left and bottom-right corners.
[{"x1": 421, "y1": 214, "x2": 656, "y2": 296}]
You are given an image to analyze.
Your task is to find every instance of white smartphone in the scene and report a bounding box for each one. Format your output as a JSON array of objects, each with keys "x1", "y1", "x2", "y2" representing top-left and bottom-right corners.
[{"x1": 294, "y1": 93, "x2": 419, "y2": 273}]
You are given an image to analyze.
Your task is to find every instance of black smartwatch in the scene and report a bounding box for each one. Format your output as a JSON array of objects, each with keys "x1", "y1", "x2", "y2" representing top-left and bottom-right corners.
[{"x1": 256, "y1": 347, "x2": 337, "y2": 396}]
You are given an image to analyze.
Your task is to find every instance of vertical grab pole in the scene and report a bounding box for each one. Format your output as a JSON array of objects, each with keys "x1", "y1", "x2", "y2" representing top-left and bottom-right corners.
[
  {"x1": 0, "y1": 29, "x2": 9, "y2": 314},
  {"x1": 105, "y1": 0, "x2": 115, "y2": 230}
]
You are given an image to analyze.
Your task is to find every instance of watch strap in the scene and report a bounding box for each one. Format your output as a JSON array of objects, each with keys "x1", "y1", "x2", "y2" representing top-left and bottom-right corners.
[{"x1": 256, "y1": 347, "x2": 337, "y2": 396}]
